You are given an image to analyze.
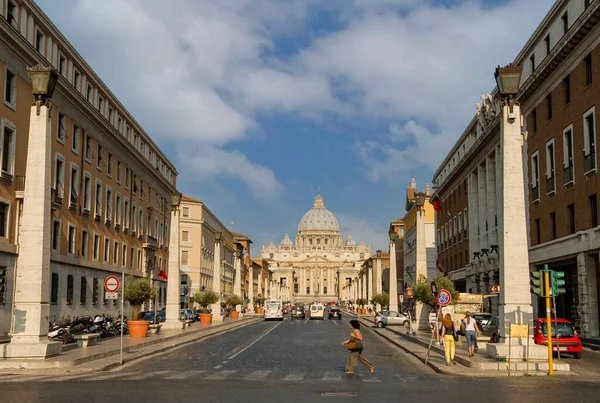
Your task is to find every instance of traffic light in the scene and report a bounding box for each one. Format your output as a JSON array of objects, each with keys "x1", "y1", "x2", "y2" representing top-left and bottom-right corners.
[
  {"x1": 550, "y1": 270, "x2": 566, "y2": 296},
  {"x1": 530, "y1": 270, "x2": 544, "y2": 296}
]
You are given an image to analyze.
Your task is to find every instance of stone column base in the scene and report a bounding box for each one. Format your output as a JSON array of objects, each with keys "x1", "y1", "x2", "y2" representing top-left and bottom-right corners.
[
  {"x1": 162, "y1": 321, "x2": 186, "y2": 330},
  {"x1": 2, "y1": 338, "x2": 62, "y2": 359},
  {"x1": 486, "y1": 339, "x2": 548, "y2": 360}
]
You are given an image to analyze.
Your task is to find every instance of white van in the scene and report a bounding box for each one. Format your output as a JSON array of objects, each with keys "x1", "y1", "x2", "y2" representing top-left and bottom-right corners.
[{"x1": 309, "y1": 303, "x2": 325, "y2": 320}]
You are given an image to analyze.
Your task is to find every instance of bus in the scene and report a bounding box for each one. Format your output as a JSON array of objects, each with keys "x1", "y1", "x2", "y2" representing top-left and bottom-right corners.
[{"x1": 263, "y1": 299, "x2": 284, "y2": 321}]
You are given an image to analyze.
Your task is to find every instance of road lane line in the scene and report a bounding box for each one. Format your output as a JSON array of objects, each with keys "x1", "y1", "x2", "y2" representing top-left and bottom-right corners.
[
  {"x1": 283, "y1": 372, "x2": 304, "y2": 381},
  {"x1": 321, "y1": 371, "x2": 342, "y2": 382},
  {"x1": 163, "y1": 370, "x2": 206, "y2": 380},
  {"x1": 227, "y1": 321, "x2": 283, "y2": 361},
  {"x1": 205, "y1": 370, "x2": 237, "y2": 380},
  {"x1": 331, "y1": 319, "x2": 339, "y2": 325},
  {"x1": 244, "y1": 370, "x2": 270, "y2": 380},
  {"x1": 304, "y1": 319, "x2": 309, "y2": 324},
  {"x1": 214, "y1": 365, "x2": 222, "y2": 369}
]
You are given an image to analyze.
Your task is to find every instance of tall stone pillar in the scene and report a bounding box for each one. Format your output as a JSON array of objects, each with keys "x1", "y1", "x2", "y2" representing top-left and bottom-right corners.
[
  {"x1": 496, "y1": 102, "x2": 533, "y2": 341},
  {"x1": 389, "y1": 240, "x2": 398, "y2": 312},
  {"x1": 6, "y1": 100, "x2": 62, "y2": 358},
  {"x1": 211, "y1": 234, "x2": 223, "y2": 321},
  {"x1": 469, "y1": 171, "x2": 480, "y2": 255},
  {"x1": 248, "y1": 264, "x2": 254, "y2": 312},
  {"x1": 234, "y1": 250, "x2": 242, "y2": 297},
  {"x1": 376, "y1": 255, "x2": 382, "y2": 295},
  {"x1": 367, "y1": 264, "x2": 373, "y2": 306},
  {"x1": 486, "y1": 155, "x2": 497, "y2": 246},
  {"x1": 578, "y1": 253, "x2": 600, "y2": 338},
  {"x1": 478, "y1": 164, "x2": 488, "y2": 248},
  {"x1": 415, "y1": 207, "x2": 429, "y2": 330},
  {"x1": 164, "y1": 203, "x2": 185, "y2": 329}
]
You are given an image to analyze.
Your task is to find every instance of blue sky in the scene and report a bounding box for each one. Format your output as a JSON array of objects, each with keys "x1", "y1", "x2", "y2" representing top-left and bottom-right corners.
[{"x1": 37, "y1": 0, "x2": 554, "y2": 254}]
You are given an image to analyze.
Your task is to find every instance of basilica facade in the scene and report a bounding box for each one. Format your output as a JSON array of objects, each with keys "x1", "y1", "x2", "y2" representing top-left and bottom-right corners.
[{"x1": 261, "y1": 192, "x2": 371, "y2": 303}]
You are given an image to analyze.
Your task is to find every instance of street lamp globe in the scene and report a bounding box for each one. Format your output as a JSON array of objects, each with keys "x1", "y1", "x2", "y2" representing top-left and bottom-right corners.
[
  {"x1": 169, "y1": 192, "x2": 182, "y2": 209},
  {"x1": 494, "y1": 64, "x2": 523, "y2": 96}
]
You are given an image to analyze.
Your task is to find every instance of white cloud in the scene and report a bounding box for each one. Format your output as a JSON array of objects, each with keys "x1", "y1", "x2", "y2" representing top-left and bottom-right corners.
[{"x1": 337, "y1": 213, "x2": 389, "y2": 252}]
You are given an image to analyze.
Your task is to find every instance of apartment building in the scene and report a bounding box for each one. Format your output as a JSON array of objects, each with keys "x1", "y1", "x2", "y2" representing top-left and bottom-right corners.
[
  {"x1": 179, "y1": 196, "x2": 241, "y2": 308},
  {"x1": 388, "y1": 218, "x2": 405, "y2": 311},
  {"x1": 522, "y1": 0, "x2": 600, "y2": 338},
  {"x1": 430, "y1": 0, "x2": 600, "y2": 338},
  {"x1": 0, "y1": 0, "x2": 178, "y2": 337}
]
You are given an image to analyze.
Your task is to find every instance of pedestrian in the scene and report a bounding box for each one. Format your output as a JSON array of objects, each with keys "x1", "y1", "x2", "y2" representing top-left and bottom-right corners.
[
  {"x1": 341, "y1": 319, "x2": 375, "y2": 375},
  {"x1": 440, "y1": 313, "x2": 457, "y2": 366},
  {"x1": 463, "y1": 312, "x2": 480, "y2": 357}
]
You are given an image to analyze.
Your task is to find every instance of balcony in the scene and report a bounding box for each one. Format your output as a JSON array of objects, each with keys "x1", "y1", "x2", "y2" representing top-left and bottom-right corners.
[
  {"x1": 105, "y1": 209, "x2": 112, "y2": 225},
  {"x1": 546, "y1": 175, "x2": 555, "y2": 195},
  {"x1": 69, "y1": 192, "x2": 78, "y2": 210},
  {"x1": 564, "y1": 165, "x2": 574, "y2": 186},
  {"x1": 584, "y1": 151, "x2": 596, "y2": 174},
  {"x1": 143, "y1": 234, "x2": 158, "y2": 250},
  {"x1": 94, "y1": 203, "x2": 103, "y2": 221},
  {"x1": 531, "y1": 184, "x2": 539, "y2": 202},
  {"x1": 51, "y1": 183, "x2": 64, "y2": 210}
]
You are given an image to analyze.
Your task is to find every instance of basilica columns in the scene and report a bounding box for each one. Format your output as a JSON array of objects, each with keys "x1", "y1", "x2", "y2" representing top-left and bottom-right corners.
[{"x1": 211, "y1": 233, "x2": 223, "y2": 321}]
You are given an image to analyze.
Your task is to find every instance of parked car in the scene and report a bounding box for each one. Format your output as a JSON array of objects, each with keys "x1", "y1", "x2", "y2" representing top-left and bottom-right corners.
[
  {"x1": 375, "y1": 311, "x2": 410, "y2": 328},
  {"x1": 137, "y1": 311, "x2": 162, "y2": 324},
  {"x1": 292, "y1": 306, "x2": 306, "y2": 319},
  {"x1": 481, "y1": 316, "x2": 500, "y2": 343},
  {"x1": 533, "y1": 318, "x2": 582, "y2": 359},
  {"x1": 328, "y1": 308, "x2": 342, "y2": 320},
  {"x1": 458, "y1": 312, "x2": 493, "y2": 335}
]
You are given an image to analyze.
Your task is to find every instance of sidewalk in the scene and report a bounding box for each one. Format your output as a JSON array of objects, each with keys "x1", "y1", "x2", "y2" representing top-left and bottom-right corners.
[
  {"x1": 342, "y1": 309, "x2": 569, "y2": 376},
  {"x1": 0, "y1": 315, "x2": 261, "y2": 375}
]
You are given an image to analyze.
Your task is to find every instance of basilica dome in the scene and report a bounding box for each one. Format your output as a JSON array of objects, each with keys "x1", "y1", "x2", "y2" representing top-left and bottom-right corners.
[{"x1": 298, "y1": 192, "x2": 340, "y2": 233}]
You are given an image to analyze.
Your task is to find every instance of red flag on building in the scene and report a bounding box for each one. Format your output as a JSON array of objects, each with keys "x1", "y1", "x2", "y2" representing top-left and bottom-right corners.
[
  {"x1": 157, "y1": 267, "x2": 168, "y2": 280},
  {"x1": 436, "y1": 259, "x2": 448, "y2": 277},
  {"x1": 433, "y1": 199, "x2": 442, "y2": 212}
]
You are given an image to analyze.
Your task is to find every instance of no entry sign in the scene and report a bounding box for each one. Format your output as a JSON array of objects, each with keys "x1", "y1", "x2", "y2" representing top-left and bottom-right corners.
[
  {"x1": 104, "y1": 275, "x2": 120, "y2": 293},
  {"x1": 437, "y1": 289, "x2": 451, "y2": 307}
]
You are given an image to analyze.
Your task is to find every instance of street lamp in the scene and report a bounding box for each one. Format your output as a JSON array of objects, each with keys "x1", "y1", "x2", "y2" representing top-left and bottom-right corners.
[
  {"x1": 26, "y1": 64, "x2": 58, "y2": 115},
  {"x1": 495, "y1": 64, "x2": 523, "y2": 116},
  {"x1": 170, "y1": 192, "x2": 182, "y2": 211}
]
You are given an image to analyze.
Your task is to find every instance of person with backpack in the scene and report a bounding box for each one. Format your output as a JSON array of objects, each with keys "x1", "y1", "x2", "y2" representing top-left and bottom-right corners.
[
  {"x1": 440, "y1": 313, "x2": 458, "y2": 366},
  {"x1": 341, "y1": 319, "x2": 375, "y2": 375}
]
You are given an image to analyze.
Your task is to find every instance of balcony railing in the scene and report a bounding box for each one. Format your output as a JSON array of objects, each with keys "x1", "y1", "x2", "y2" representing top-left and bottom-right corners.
[
  {"x1": 546, "y1": 175, "x2": 555, "y2": 194},
  {"x1": 531, "y1": 184, "x2": 540, "y2": 202},
  {"x1": 564, "y1": 165, "x2": 574, "y2": 185},
  {"x1": 584, "y1": 150, "x2": 596, "y2": 173},
  {"x1": 51, "y1": 182, "x2": 64, "y2": 209}
]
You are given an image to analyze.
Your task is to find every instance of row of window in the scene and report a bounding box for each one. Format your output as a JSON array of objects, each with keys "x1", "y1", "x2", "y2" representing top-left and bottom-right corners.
[
  {"x1": 530, "y1": 107, "x2": 596, "y2": 200},
  {"x1": 437, "y1": 208, "x2": 468, "y2": 253},
  {"x1": 2, "y1": 1, "x2": 175, "y2": 185},
  {"x1": 49, "y1": 273, "x2": 166, "y2": 305},
  {"x1": 441, "y1": 251, "x2": 470, "y2": 274},
  {"x1": 50, "y1": 219, "x2": 165, "y2": 272}
]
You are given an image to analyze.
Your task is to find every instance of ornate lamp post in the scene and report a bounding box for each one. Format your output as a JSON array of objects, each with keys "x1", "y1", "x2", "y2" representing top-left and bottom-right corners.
[
  {"x1": 490, "y1": 64, "x2": 534, "y2": 357},
  {"x1": 164, "y1": 192, "x2": 185, "y2": 329},
  {"x1": 5, "y1": 65, "x2": 62, "y2": 358}
]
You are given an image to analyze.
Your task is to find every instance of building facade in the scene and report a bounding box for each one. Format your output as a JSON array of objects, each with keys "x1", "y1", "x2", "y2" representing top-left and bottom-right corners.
[
  {"x1": 522, "y1": 0, "x2": 600, "y2": 338},
  {"x1": 389, "y1": 218, "x2": 405, "y2": 311},
  {"x1": 0, "y1": 0, "x2": 178, "y2": 338},
  {"x1": 402, "y1": 180, "x2": 436, "y2": 328},
  {"x1": 261, "y1": 192, "x2": 371, "y2": 303},
  {"x1": 179, "y1": 196, "x2": 247, "y2": 308}
]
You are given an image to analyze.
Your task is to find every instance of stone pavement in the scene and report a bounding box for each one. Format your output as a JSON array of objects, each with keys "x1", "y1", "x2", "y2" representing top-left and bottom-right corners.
[
  {"x1": 0, "y1": 315, "x2": 261, "y2": 375},
  {"x1": 341, "y1": 309, "x2": 570, "y2": 376}
]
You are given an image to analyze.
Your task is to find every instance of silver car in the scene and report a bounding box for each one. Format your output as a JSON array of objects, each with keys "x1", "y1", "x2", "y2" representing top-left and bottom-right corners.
[{"x1": 375, "y1": 311, "x2": 410, "y2": 328}]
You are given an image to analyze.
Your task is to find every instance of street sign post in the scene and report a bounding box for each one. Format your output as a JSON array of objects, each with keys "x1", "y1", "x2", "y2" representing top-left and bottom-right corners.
[
  {"x1": 105, "y1": 291, "x2": 118, "y2": 300},
  {"x1": 104, "y1": 275, "x2": 120, "y2": 293},
  {"x1": 437, "y1": 289, "x2": 451, "y2": 307},
  {"x1": 406, "y1": 288, "x2": 413, "y2": 298},
  {"x1": 489, "y1": 285, "x2": 500, "y2": 294}
]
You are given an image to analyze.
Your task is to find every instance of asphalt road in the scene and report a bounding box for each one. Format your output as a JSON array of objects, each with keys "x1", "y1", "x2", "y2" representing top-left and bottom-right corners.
[{"x1": 1, "y1": 314, "x2": 599, "y2": 402}]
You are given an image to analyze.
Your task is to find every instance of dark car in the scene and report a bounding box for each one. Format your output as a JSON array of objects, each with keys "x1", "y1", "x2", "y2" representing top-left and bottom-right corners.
[
  {"x1": 328, "y1": 308, "x2": 342, "y2": 320},
  {"x1": 137, "y1": 311, "x2": 162, "y2": 324},
  {"x1": 292, "y1": 306, "x2": 306, "y2": 320}
]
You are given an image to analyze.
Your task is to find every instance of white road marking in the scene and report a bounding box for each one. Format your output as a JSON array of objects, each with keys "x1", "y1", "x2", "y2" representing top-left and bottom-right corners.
[
  {"x1": 331, "y1": 319, "x2": 339, "y2": 325},
  {"x1": 214, "y1": 365, "x2": 222, "y2": 369},
  {"x1": 283, "y1": 372, "x2": 305, "y2": 381},
  {"x1": 244, "y1": 370, "x2": 270, "y2": 380},
  {"x1": 321, "y1": 371, "x2": 342, "y2": 382},
  {"x1": 88, "y1": 373, "x2": 126, "y2": 381},
  {"x1": 163, "y1": 370, "x2": 206, "y2": 380},
  {"x1": 205, "y1": 370, "x2": 237, "y2": 380},
  {"x1": 227, "y1": 321, "x2": 283, "y2": 361},
  {"x1": 304, "y1": 319, "x2": 309, "y2": 324},
  {"x1": 124, "y1": 370, "x2": 170, "y2": 380}
]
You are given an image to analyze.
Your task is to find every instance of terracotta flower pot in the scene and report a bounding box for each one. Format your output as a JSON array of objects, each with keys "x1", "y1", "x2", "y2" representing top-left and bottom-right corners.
[
  {"x1": 127, "y1": 320, "x2": 151, "y2": 338},
  {"x1": 200, "y1": 313, "x2": 212, "y2": 324},
  {"x1": 230, "y1": 311, "x2": 240, "y2": 319},
  {"x1": 256, "y1": 308, "x2": 263, "y2": 314}
]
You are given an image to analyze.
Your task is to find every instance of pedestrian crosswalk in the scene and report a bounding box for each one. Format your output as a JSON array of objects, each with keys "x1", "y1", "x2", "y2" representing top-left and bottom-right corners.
[{"x1": 0, "y1": 368, "x2": 409, "y2": 384}]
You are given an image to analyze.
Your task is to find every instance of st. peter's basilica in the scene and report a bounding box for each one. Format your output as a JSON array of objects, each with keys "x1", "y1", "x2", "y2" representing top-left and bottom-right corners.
[{"x1": 261, "y1": 192, "x2": 371, "y2": 302}]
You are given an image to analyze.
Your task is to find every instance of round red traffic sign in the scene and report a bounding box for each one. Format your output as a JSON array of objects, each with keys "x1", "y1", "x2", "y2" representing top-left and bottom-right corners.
[
  {"x1": 104, "y1": 275, "x2": 120, "y2": 293},
  {"x1": 437, "y1": 289, "x2": 451, "y2": 306}
]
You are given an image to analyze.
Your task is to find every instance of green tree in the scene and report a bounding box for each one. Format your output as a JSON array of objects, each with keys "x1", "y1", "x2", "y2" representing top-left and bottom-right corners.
[
  {"x1": 411, "y1": 273, "x2": 460, "y2": 308},
  {"x1": 193, "y1": 290, "x2": 220, "y2": 313},
  {"x1": 371, "y1": 293, "x2": 389, "y2": 308},
  {"x1": 225, "y1": 294, "x2": 244, "y2": 309},
  {"x1": 123, "y1": 277, "x2": 156, "y2": 319}
]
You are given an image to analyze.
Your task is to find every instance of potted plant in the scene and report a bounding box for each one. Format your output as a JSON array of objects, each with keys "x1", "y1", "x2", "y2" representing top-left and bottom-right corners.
[
  {"x1": 254, "y1": 296, "x2": 266, "y2": 314},
  {"x1": 225, "y1": 294, "x2": 244, "y2": 319},
  {"x1": 123, "y1": 277, "x2": 156, "y2": 338},
  {"x1": 193, "y1": 290, "x2": 219, "y2": 324},
  {"x1": 371, "y1": 293, "x2": 390, "y2": 312}
]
